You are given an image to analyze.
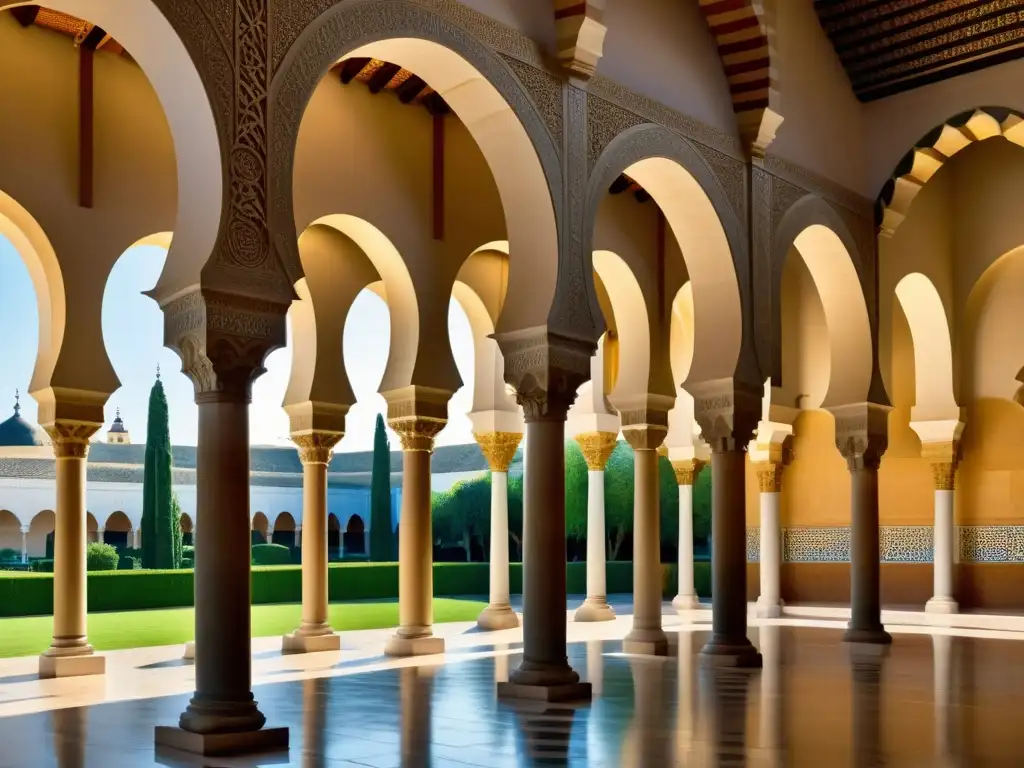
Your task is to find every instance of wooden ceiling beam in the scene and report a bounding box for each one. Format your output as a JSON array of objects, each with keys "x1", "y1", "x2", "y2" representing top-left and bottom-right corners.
[
  {"x1": 10, "y1": 6, "x2": 40, "y2": 27},
  {"x1": 367, "y1": 62, "x2": 401, "y2": 94},
  {"x1": 339, "y1": 57, "x2": 370, "y2": 85},
  {"x1": 80, "y1": 24, "x2": 107, "y2": 50},
  {"x1": 609, "y1": 175, "x2": 631, "y2": 195},
  {"x1": 396, "y1": 74, "x2": 427, "y2": 104}
]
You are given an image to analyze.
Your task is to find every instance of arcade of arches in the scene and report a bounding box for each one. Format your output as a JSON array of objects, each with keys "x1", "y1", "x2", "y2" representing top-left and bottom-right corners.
[{"x1": 4, "y1": 0, "x2": 1024, "y2": 759}]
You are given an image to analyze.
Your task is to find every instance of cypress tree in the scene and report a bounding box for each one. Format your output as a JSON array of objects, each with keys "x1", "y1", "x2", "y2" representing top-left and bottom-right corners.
[
  {"x1": 141, "y1": 373, "x2": 175, "y2": 569},
  {"x1": 369, "y1": 413, "x2": 393, "y2": 561}
]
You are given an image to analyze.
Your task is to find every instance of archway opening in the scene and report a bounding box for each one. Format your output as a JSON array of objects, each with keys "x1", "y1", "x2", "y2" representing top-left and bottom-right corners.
[
  {"x1": 344, "y1": 514, "x2": 366, "y2": 557},
  {"x1": 180, "y1": 512, "x2": 193, "y2": 546},
  {"x1": 328, "y1": 513, "x2": 342, "y2": 561},
  {"x1": 252, "y1": 511, "x2": 269, "y2": 546},
  {"x1": 102, "y1": 510, "x2": 131, "y2": 550},
  {"x1": 28, "y1": 509, "x2": 53, "y2": 559},
  {"x1": 0, "y1": 509, "x2": 22, "y2": 562},
  {"x1": 273, "y1": 511, "x2": 296, "y2": 549}
]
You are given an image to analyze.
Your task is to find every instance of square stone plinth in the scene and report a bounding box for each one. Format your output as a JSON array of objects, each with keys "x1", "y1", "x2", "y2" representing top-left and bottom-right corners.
[
  {"x1": 155, "y1": 725, "x2": 289, "y2": 757},
  {"x1": 384, "y1": 635, "x2": 445, "y2": 658},
  {"x1": 497, "y1": 681, "x2": 593, "y2": 703},
  {"x1": 39, "y1": 652, "x2": 105, "y2": 679},
  {"x1": 282, "y1": 631, "x2": 341, "y2": 654},
  {"x1": 182, "y1": 642, "x2": 195, "y2": 660}
]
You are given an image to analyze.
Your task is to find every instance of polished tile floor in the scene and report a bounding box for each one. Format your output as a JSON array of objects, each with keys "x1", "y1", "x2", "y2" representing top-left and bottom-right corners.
[{"x1": 2, "y1": 616, "x2": 1024, "y2": 767}]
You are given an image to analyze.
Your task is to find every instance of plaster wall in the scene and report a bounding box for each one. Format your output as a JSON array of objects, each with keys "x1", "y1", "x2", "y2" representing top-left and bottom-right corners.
[{"x1": 599, "y1": 0, "x2": 737, "y2": 137}]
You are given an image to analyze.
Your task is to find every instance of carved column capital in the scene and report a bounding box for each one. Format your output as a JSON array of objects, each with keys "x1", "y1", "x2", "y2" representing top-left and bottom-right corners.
[
  {"x1": 755, "y1": 462, "x2": 785, "y2": 494},
  {"x1": 829, "y1": 402, "x2": 890, "y2": 472},
  {"x1": 161, "y1": 289, "x2": 288, "y2": 404},
  {"x1": 291, "y1": 430, "x2": 343, "y2": 466},
  {"x1": 474, "y1": 432, "x2": 522, "y2": 472},
  {"x1": 495, "y1": 328, "x2": 594, "y2": 424},
  {"x1": 45, "y1": 421, "x2": 100, "y2": 459},
  {"x1": 384, "y1": 386, "x2": 451, "y2": 454},
  {"x1": 575, "y1": 431, "x2": 617, "y2": 471},
  {"x1": 671, "y1": 458, "x2": 706, "y2": 487},
  {"x1": 921, "y1": 440, "x2": 961, "y2": 491},
  {"x1": 686, "y1": 377, "x2": 761, "y2": 454}
]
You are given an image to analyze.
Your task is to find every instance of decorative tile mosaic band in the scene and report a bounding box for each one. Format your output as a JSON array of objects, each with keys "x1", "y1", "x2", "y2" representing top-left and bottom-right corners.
[{"x1": 744, "y1": 526, "x2": 1024, "y2": 564}]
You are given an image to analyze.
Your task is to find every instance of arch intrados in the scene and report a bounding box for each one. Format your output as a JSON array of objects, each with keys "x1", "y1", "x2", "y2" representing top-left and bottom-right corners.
[
  {"x1": 29, "y1": 510, "x2": 54, "y2": 530},
  {"x1": 0, "y1": 509, "x2": 20, "y2": 527},
  {"x1": 789, "y1": 224, "x2": 873, "y2": 407},
  {"x1": 669, "y1": 283, "x2": 695, "y2": 389},
  {"x1": 592, "y1": 250, "x2": 651, "y2": 402},
  {"x1": 274, "y1": 511, "x2": 296, "y2": 531},
  {"x1": 894, "y1": 273, "x2": 957, "y2": 420},
  {"x1": 103, "y1": 511, "x2": 131, "y2": 531},
  {"x1": 328, "y1": 513, "x2": 341, "y2": 531},
  {"x1": 252, "y1": 511, "x2": 269, "y2": 531},
  {"x1": 964, "y1": 245, "x2": 1024, "y2": 401},
  {"x1": 347, "y1": 513, "x2": 365, "y2": 533},
  {"x1": 86, "y1": 512, "x2": 97, "y2": 530},
  {"x1": 273, "y1": 6, "x2": 562, "y2": 334},
  {"x1": 313, "y1": 215, "x2": 417, "y2": 393},
  {"x1": 2, "y1": 1, "x2": 223, "y2": 301},
  {"x1": 180, "y1": 512, "x2": 193, "y2": 532}
]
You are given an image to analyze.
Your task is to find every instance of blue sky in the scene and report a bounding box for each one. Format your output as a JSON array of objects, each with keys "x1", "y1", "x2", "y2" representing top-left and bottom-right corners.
[{"x1": 0, "y1": 237, "x2": 477, "y2": 452}]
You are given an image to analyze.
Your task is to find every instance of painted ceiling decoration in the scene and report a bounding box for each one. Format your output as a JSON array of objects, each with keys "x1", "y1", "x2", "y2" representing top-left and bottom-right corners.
[
  {"x1": 8, "y1": 6, "x2": 125, "y2": 54},
  {"x1": 815, "y1": 0, "x2": 1024, "y2": 102},
  {"x1": 698, "y1": 0, "x2": 782, "y2": 155},
  {"x1": 337, "y1": 58, "x2": 450, "y2": 116},
  {"x1": 876, "y1": 106, "x2": 1024, "y2": 237}
]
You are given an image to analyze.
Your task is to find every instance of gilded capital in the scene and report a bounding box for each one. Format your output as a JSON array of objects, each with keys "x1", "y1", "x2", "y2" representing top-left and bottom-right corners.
[
  {"x1": 390, "y1": 418, "x2": 446, "y2": 453},
  {"x1": 672, "y1": 458, "x2": 706, "y2": 486},
  {"x1": 46, "y1": 422, "x2": 99, "y2": 460},
  {"x1": 922, "y1": 440, "x2": 960, "y2": 492},
  {"x1": 475, "y1": 431, "x2": 522, "y2": 472},
  {"x1": 755, "y1": 462, "x2": 784, "y2": 494},
  {"x1": 575, "y1": 431, "x2": 617, "y2": 471},
  {"x1": 292, "y1": 430, "x2": 343, "y2": 465}
]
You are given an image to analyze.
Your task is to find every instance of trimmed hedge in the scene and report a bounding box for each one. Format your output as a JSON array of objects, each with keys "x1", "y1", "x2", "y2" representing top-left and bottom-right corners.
[
  {"x1": 252, "y1": 543, "x2": 291, "y2": 566},
  {"x1": 0, "y1": 561, "x2": 713, "y2": 618}
]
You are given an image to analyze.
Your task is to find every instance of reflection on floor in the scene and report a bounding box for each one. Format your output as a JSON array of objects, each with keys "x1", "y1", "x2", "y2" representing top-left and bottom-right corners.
[{"x1": 2, "y1": 623, "x2": 1024, "y2": 766}]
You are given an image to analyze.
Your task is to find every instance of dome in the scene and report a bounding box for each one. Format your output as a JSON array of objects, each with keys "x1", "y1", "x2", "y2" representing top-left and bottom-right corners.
[{"x1": 0, "y1": 391, "x2": 45, "y2": 447}]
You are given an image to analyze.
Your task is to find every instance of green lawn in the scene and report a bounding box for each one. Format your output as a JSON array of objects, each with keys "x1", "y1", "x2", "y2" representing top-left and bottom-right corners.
[{"x1": 0, "y1": 598, "x2": 486, "y2": 659}]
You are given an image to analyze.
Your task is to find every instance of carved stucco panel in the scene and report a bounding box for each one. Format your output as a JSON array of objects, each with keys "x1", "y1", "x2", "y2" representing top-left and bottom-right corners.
[{"x1": 500, "y1": 54, "x2": 563, "y2": 146}]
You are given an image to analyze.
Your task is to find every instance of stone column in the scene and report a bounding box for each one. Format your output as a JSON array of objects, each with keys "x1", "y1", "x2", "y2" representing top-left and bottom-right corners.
[
  {"x1": 385, "y1": 414, "x2": 446, "y2": 657},
  {"x1": 754, "y1": 461, "x2": 785, "y2": 618},
  {"x1": 39, "y1": 422, "x2": 104, "y2": 678},
  {"x1": 623, "y1": 422, "x2": 669, "y2": 655},
  {"x1": 832, "y1": 403, "x2": 891, "y2": 645},
  {"x1": 20, "y1": 525, "x2": 29, "y2": 564},
  {"x1": 284, "y1": 430, "x2": 343, "y2": 653},
  {"x1": 294, "y1": 524, "x2": 301, "y2": 550},
  {"x1": 475, "y1": 431, "x2": 522, "y2": 631},
  {"x1": 265, "y1": 525, "x2": 274, "y2": 546},
  {"x1": 689, "y1": 380, "x2": 761, "y2": 668},
  {"x1": 573, "y1": 431, "x2": 617, "y2": 622},
  {"x1": 924, "y1": 441, "x2": 959, "y2": 614},
  {"x1": 96, "y1": 527, "x2": 105, "y2": 546},
  {"x1": 671, "y1": 459, "x2": 705, "y2": 612},
  {"x1": 133, "y1": 527, "x2": 141, "y2": 549}
]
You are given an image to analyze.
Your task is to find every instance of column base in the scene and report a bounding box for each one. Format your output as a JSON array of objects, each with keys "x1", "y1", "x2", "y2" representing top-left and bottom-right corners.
[
  {"x1": 183, "y1": 641, "x2": 195, "y2": 660},
  {"x1": 155, "y1": 725, "x2": 288, "y2": 757},
  {"x1": 384, "y1": 633, "x2": 445, "y2": 657},
  {"x1": 842, "y1": 625, "x2": 892, "y2": 645},
  {"x1": 755, "y1": 597, "x2": 784, "y2": 619},
  {"x1": 39, "y1": 647, "x2": 105, "y2": 678},
  {"x1": 476, "y1": 604, "x2": 520, "y2": 631},
  {"x1": 282, "y1": 629, "x2": 340, "y2": 654},
  {"x1": 574, "y1": 598, "x2": 616, "y2": 623},
  {"x1": 497, "y1": 680, "x2": 592, "y2": 703},
  {"x1": 623, "y1": 627, "x2": 669, "y2": 656},
  {"x1": 672, "y1": 593, "x2": 702, "y2": 613},
  {"x1": 699, "y1": 636, "x2": 763, "y2": 669},
  {"x1": 925, "y1": 596, "x2": 959, "y2": 615}
]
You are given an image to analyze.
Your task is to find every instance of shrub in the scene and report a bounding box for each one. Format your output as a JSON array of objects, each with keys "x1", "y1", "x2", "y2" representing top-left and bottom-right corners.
[
  {"x1": 182, "y1": 545, "x2": 195, "y2": 559},
  {"x1": 0, "y1": 548, "x2": 20, "y2": 562},
  {"x1": 86, "y1": 543, "x2": 120, "y2": 572},
  {"x1": 31, "y1": 559, "x2": 54, "y2": 573},
  {"x1": 117, "y1": 556, "x2": 139, "y2": 571},
  {"x1": 181, "y1": 557, "x2": 193, "y2": 569},
  {"x1": 251, "y1": 544, "x2": 291, "y2": 566}
]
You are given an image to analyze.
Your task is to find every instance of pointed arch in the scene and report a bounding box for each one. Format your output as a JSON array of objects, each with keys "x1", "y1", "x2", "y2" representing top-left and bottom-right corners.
[{"x1": 894, "y1": 273, "x2": 957, "y2": 421}]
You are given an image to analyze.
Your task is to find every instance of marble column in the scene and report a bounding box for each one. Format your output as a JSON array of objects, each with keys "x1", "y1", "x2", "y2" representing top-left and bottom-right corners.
[
  {"x1": 573, "y1": 431, "x2": 617, "y2": 622},
  {"x1": 926, "y1": 453, "x2": 958, "y2": 614},
  {"x1": 754, "y1": 461, "x2": 785, "y2": 619},
  {"x1": 623, "y1": 425, "x2": 669, "y2": 655},
  {"x1": 385, "y1": 417, "x2": 446, "y2": 657},
  {"x1": 475, "y1": 431, "x2": 522, "y2": 631},
  {"x1": 96, "y1": 527, "x2": 105, "y2": 546},
  {"x1": 133, "y1": 527, "x2": 141, "y2": 549},
  {"x1": 265, "y1": 526, "x2": 274, "y2": 546},
  {"x1": 20, "y1": 525, "x2": 28, "y2": 564},
  {"x1": 39, "y1": 423, "x2": 104, "y2": 678},
  {"x1": 498, "y1": 395, "x2": 590, "y2": 702},
  {"x1": 834, "y1": 405, "x2": 891, "y2": 645},
  {"x1": 284, "y1": 430, "x2": 342, "y2": 653},
  {"x1": 294, "y1": 525, "x2": 302, "y2": 550},
  {"x1": 671, "y1": 458, "x2": 705, "y2": 612}
]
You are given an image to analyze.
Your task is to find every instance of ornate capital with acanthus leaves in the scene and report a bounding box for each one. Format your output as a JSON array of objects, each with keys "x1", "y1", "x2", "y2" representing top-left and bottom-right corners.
[
  {"x1": 575, "y1": 431, "x2": 617, "y2": 471},
  {"x1": 686, "y1": 377, "x2": 761, "y2": 454},
  {"x1": 160, "y1": 289, "x2": 288, "y2": 404},
  {"x1": 755, "y1": 462, "x2": 785, "y2": 494},
  {"x1": 829, "y1": 402, "x2": 890, "y2": 473},
  {"x1": 921, "y1": 440, "x2": 960, "y2": 491},
  {"x1": 292, "y1": 430, "x2": 343, "y2": 466},
  {"x1": 672, "y1": 458, "x2": 706, "y2": 487},
  {"x1": 46, "y1": 421, "x2": 100, "y2": 460},
  {"x1": 475, "y1": 432, "x2": 522, "y2": 473},
  {"x1": 385, "y1": 386, "x2": 451, "y2": 453},
  {"x1": 495, "y1": 328, "x2": 594, "y2": 424}
]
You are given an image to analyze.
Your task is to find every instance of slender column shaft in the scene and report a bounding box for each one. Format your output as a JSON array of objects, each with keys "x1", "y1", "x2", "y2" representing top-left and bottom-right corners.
[
  {"x1": 624, "y1": 448, "x2": 667, "y2": 654},
  {"x1": 678, "y1": 483, "x2": 694, "y2": 598},
  {"x1": 398, "y1": 448, "x2": 432, "y2": 638},
  {"x1": 20, "y1": 526, "x2": 28, "y2": 564},
  {"x1": 133, "y1": 527, "x2": 141, "y2": 549},
  {"x1": 488, "y1": 472, "x2": 511, "y2": 608},
  {"x1": 180, "y1": 397, "x2": 265, "y2": 733},
  {"x1": 701, "y1": 447, "x2": 760, "y2": 667},
  {"x1": 300, "y1": 462, "x2": 329, "y2": 633},
  {"x1": 757, "y1": 487, "x2": 782, "y2": 618},
  {"x1": 845, "y1": 465, "x2": 889, "y2": 643},
  {"x1": 933, "y1": 490, "x2": 954, "y2": 600},
  {"x1": 585, "y1": 471, "x2": 607, "y2": 601},
  {"x1": 51, "y1": 450, "x2": 89, "y2": 650}
]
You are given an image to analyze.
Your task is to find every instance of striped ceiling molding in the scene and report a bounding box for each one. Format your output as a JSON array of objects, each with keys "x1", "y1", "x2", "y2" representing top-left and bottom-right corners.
[
  {"x1": 877, "y1": 106, "x2": 1024, "y2": 237},
  {"x1": 553, "y1": 0, "x2": 607, "y2": 77},
  {"x1": 698, "y1": 0, "x2": 782, "y2": 155}
]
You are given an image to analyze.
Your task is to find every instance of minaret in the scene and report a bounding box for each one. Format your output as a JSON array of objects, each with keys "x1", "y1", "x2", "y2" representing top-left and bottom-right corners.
[{"x1": 107, "y1": 407, "x2": 130, "y2": 445}]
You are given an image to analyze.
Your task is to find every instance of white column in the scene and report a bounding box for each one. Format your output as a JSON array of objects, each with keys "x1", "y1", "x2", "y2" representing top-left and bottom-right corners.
[
  {"x1": 20, "y1": 525, "x2": 29, "y2": 563},
  {"x1": 133, "y1": 527, "x2": 141, "y2": 549},
  {"x1": 755, "y1": 463, "x2": 784, "y2": 618},
  {"x1": 476, "y1": 432, "x2": 521, "y2": 631},
  {"x1": 294, "y1": 525, "x2": 302, "y2": 549},
  {"x1": 96, "y1": 527, "x2": 105, "y2": 546},
  {"x1": 927, "y1": 486, "x2": 957, "y2": 613},
  {"x1": 574, "y1": 432, "x2": 616, "y2": 623},
  {"x1": 671, "y1": 460, "x2": 703, "y2": 612},
  {"x1": 265, "y1": 526, "x2": 274, "y2": 546},
  {"x1": 917, "y1": 433, "x2": 961, "y2": 615}
]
